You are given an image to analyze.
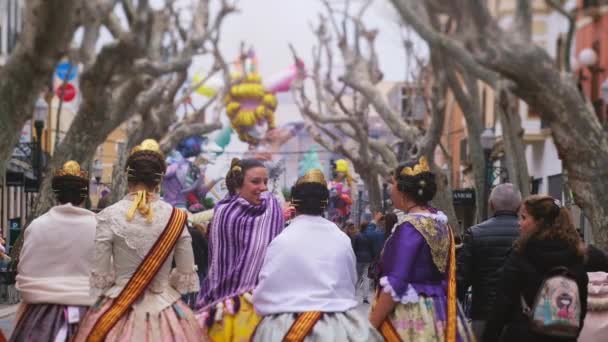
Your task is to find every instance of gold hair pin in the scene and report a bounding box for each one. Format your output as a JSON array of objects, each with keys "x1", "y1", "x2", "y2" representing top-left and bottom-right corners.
[
  {"x1": 401, "y1": 156, "x2": 431, "y2": 177},
  {"x1": 130, "y1": 139, "x2": 164, "y2": 158},
  {"x1": 54, "y1": 160, "x2": 88, "y2": 179},
  {"x1": 296, "y1": 169, "x2": 327, "y2": 187},
  {"x1": 231, "y1": 165, "x2": 242, "y2": 173}
]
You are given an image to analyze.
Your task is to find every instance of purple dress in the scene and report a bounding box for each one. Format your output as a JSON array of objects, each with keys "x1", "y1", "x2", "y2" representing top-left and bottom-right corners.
[{"x1": 377, "y1": 211, "x2": 474, "y2": 341}]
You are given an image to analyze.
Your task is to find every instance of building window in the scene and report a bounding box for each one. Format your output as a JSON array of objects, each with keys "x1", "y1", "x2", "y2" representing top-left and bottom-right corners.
[
  {"x1": 583, "y1": 0, "x2": 599, "y2": 9},
  {"x1": 531, "y1": 177, "x2": 542, "y2": 194},
  {"x1": 460, "y1": 138, "x2": 468, "y2": 163},
  {"x1": 548, "y1": 174, "x2": 563, "y2": 202}
]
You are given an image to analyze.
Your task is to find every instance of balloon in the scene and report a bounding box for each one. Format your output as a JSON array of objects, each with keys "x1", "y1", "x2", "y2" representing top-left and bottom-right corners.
[
  {"x1": 224, "y1": 71, "x2": 277, "y2": 145},
  {"x1": 263, "y1": 62, "x2": 306, "y2": 94},
  {"x1": 192, "y1": 73, "x2": 223, "y2": 97},
  {"x1": 214, "y1": 126, "x2": 233, "y2": 149}
]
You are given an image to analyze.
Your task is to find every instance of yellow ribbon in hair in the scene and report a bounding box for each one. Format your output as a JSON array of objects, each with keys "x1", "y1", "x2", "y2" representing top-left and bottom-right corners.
[{"x1": 126, "y1": 190, "x2": 153, "y2": 223}]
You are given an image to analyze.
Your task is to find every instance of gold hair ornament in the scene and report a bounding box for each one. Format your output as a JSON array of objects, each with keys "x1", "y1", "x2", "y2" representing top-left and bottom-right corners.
[
  {"x1": 130, "y1": 139, "x2": 164, "y2": 158},
  {"x1": 54, "y1": 160, "x2": 88, "y2": 179},
  {"x1": 296, "y1": 169, "x2": 327, "y2": 187},
  {"x1": 231, "y1": 165, "x2": 242, "y2": 173},
  {"x1": 400, "y1": 156, "x2": 431, "y2": 177}
]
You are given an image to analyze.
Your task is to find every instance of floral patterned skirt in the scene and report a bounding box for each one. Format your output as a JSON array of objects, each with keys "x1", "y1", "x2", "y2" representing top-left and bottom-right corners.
[{"x1": 384, "y1": 295, "x2": 475, "y2": 342}]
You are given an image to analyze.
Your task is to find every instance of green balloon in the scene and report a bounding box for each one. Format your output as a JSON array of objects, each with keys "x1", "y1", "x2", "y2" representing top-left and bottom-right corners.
[{"x1": 215, "y1": 126, "x2": 233, "y2": 149}]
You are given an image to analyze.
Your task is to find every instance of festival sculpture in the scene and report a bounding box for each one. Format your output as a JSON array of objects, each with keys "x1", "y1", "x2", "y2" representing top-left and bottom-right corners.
[
  {"x1": 192, "y1": 48, "x2": 304, "y2": 147},
  {"x1": 161, "y1": 136, "x2": 221, "y2": 212},
  {"x1": 328, "y1": 159, "x2": 354, "y2": 225}
]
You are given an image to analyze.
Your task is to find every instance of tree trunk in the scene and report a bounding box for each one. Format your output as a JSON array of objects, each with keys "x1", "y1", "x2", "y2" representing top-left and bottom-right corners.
[
  {"x1": 34, "y1": 77, "x2": 148, "y2": 216},
  {"x1": 0, "y1": 0, "x2": 81, "y2": 178},
  {"x1": 497, "y1": 88, "x2": 530, "y2": 197},
  {"x1": 444, "y1": 68, "x2": 487, "y2": 223},
  {"x1": 479, "y1": 39, "x2": 608, "y2": 247},
  {"x1": 359, "y1": 168, "x2": 382, "y2": 213},
  {"x1": 431, "y1": 164, "x2": 460, "y2": 233}
]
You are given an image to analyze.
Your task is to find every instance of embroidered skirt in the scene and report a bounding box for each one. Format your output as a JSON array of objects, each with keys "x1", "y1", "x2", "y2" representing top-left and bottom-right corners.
[
  {"x1": 73, "y1": 298, "x2": 204, "y2": 341},
  {"x1": 197, "y1": 294, "x2": 261, "y2": 342},
  {"x1": 252, "y1": 308, "x2": 382, "y2": 342},
  {"x1": 10, "y1": 303, "x2": 88, "y2": 342},
  {"x1": 383, "y1": 295, "x2": 475, "y2": 342}
]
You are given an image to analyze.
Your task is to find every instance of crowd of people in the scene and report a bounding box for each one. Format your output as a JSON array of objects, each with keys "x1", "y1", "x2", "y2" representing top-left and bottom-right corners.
[{"x1": 3, "y1": 138, "x2": 608, "y2": 341}]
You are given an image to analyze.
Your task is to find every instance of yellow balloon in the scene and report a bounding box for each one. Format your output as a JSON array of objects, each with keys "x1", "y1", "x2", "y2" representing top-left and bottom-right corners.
[{"x1": 192, "y1": 74, "x2": 218, "y2": 97}]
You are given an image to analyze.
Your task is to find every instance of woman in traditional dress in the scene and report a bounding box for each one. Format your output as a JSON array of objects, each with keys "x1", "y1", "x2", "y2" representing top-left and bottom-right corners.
[
  {"x1": 252, "y1": 169, "x2": 382, "y2": 341},
  {"x1": 368, "y1": 156, "x2": 474, "y2": 342},
  {"x1": 11, "y1": 161, "x2": 96, "y2": 342},
  {"x1": 75, "y1": 139, "x2": 203, "y2": 341},
  {"x1": 196, "y1": 158, "x2": 284, "y2": 341}
]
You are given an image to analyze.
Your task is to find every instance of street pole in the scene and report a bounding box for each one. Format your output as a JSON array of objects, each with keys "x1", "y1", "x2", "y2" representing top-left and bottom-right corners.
[
  {"x1": 483, "y1": 149, "x2": 492, "y2": 220},
  {"x1": 34, "y1": 120, "x2": 44, "y2": 188}
]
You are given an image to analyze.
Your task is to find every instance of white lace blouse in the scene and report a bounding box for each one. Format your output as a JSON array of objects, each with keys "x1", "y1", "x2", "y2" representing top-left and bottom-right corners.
[{"x1": 90, "y1": 194, "x2": 199, "y2": 313}]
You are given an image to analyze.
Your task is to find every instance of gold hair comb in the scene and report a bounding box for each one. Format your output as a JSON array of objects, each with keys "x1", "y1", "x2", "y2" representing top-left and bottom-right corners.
[
  {"x1": 400, "y1": 156, "x2": 431, "y2": 177},
  {"x1": 54, "y1": 160, "x2": 88, "y2": 179},
  {"x1": 130, "y1": 139, "x2": 163, "y2": 157},
  {"x1": 296, "y1": 169, "x2": 327, "y2": 187}
]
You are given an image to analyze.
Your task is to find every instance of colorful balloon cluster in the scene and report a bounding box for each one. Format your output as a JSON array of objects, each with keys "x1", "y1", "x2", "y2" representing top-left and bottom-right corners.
[{"x1": 224, "y1": 72, "x2": 277, "y2": 145}]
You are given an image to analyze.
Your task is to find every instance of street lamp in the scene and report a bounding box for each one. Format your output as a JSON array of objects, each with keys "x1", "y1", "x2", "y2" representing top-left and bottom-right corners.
[
  {"x1": 579, "y1": 48, "x2": 598, "y2": 67},
  {"x1": 33, "y1": 98, "x2": 48, "y2": 186},
  {"x1": 480, "y1": 128, "x2": 496, "y2": 220},
  {"x1": 579, "y1": 47, "x2": 605, "y2": 105},
  {"x1": 92, "y1": 160, "x2": 103, "y2": 184}
]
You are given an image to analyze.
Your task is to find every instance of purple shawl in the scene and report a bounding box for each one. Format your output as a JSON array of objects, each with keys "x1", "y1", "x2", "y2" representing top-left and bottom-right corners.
[{"x1": 196, "y1": 192, "x2": 284, "y2": 310}]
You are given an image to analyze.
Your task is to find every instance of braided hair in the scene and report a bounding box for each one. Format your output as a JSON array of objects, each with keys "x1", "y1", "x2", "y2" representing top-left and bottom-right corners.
[
  {"x1": 225, "y1": 158, "x2": 265, "y2": 195},
  {"x1": 393, "y1": 160, "x2": 437, "y2": 205},
  {"x1": 291, "y1": 182, "x2": 329, "y2": 216},
  {"x1": 52, "y1": 175, "x2": 89, "y2": 206},
  {"x1": 125, "y1": 149, "x2": 166, "y2": 188}
]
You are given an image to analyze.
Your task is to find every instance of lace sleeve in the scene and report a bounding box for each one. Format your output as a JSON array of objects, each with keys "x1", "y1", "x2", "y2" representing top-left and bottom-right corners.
[
  {"x1": 90, "y1": 212, "x2": 115, "y2": 297},
  {"x1": 169, "y1": 267, "x2": 200, "y2": 294},
  {"x1": 170, "y1": 227, "x2": 200, "y2": 294}
]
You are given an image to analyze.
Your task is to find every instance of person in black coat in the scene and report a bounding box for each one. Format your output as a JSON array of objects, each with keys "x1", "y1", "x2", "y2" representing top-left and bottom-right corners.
[
  {"x1": 352, "y1": 223, "x2": 375, "y2": 303},
  {"x1": 483, "y1": 195, "x2": 588, "y2": 342},
  {"x1": 457, "y1": 183, "x2": 522, "y2": 339}
]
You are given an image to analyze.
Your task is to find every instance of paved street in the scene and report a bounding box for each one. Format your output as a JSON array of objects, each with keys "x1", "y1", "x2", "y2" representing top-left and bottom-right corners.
[
  {"x1": 0, "y1": 312, "x2": 14, "y2": 337},
  {"x1": 0, "y1": 304, "x2": 17, "y2": 338}
]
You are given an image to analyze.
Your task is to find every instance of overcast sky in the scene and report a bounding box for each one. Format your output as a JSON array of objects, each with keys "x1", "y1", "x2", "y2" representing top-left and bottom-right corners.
[{"x1": 190, "y1": 0, "x2": 427, "y2": 82}]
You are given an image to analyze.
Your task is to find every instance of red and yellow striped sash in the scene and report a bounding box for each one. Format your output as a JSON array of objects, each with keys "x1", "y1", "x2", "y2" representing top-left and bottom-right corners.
[
  {"x1": 446, "y1": 225, "x2": 457, "y2": 342},
  {"x1": 379, "y1": 319, "x2": 401, "y2": 342},
  {"x1": 283, "y1": 311, "x2": 322, "y2": 342},
  {"x1": 87, "y1": 208, "x2": 187, "y2": 342}
]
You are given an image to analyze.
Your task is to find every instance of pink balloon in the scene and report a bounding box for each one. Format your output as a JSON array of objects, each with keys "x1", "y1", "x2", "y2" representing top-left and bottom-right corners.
[{"x1": 264, "y1": 63, "x2": 305, "y2": 94}]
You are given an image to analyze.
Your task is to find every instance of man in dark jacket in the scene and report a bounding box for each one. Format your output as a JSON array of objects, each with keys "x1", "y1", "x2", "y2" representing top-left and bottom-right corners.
[
  {"x1": 352, "y1": 223, "x2": 375, "y2": 303},
  {"x1": 457, "y1": 183, "x2": 522, "y2": 340},
  {"x1": 363, "y1": 211, "x2": 387, "y2": 258}
]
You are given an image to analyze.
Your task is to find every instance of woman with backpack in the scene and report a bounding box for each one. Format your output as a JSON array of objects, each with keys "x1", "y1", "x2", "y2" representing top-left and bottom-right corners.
[{"x1": 483, "y1": 195, "x2": 588, "y2": 342}]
